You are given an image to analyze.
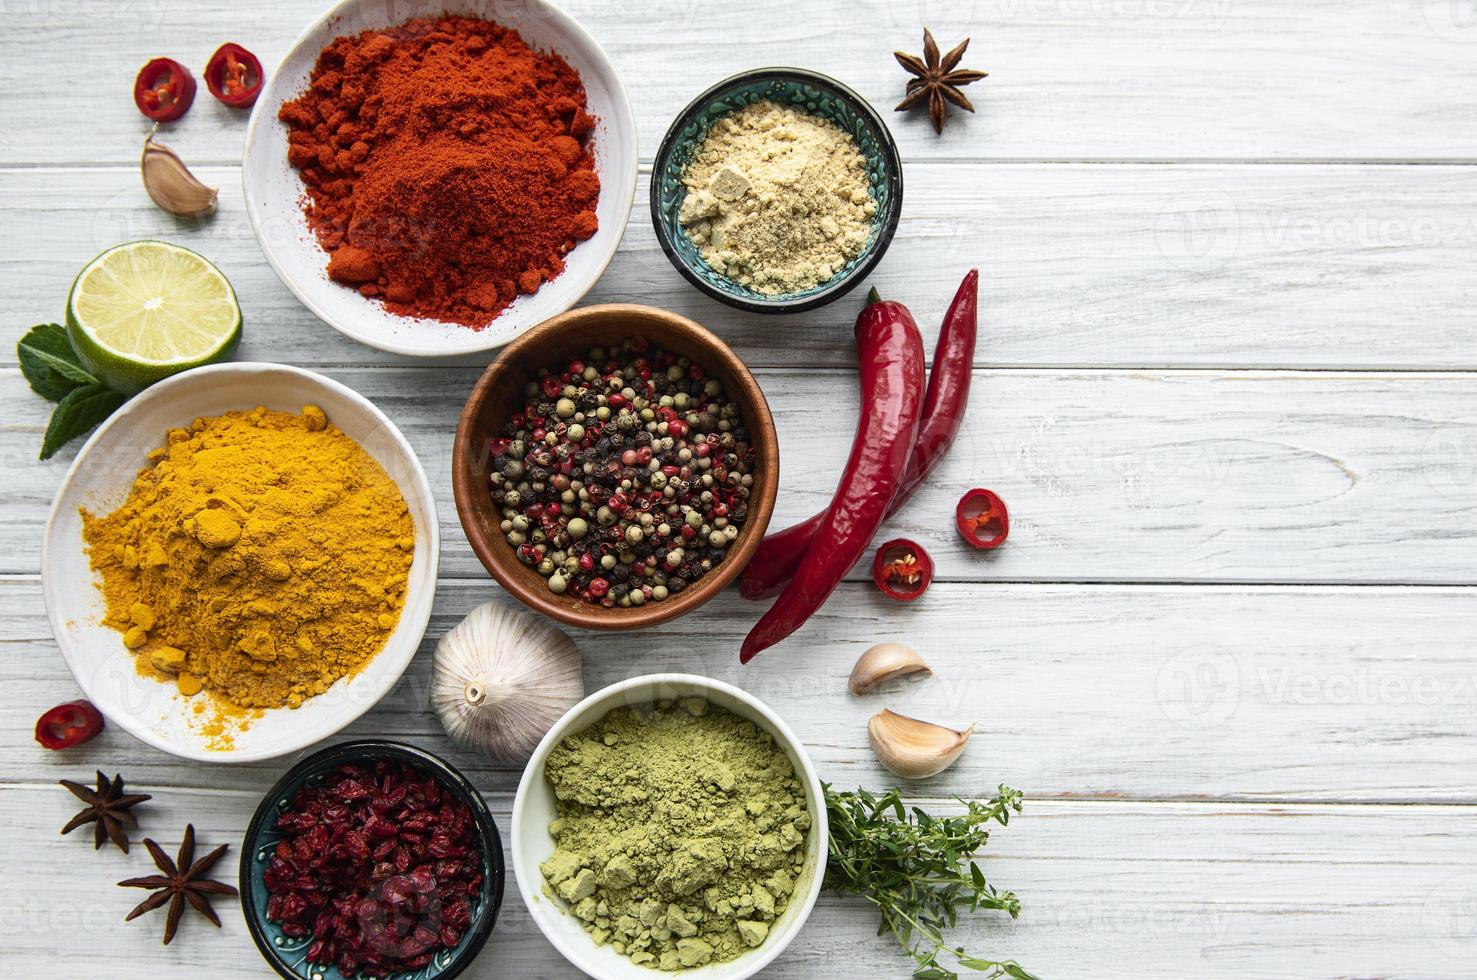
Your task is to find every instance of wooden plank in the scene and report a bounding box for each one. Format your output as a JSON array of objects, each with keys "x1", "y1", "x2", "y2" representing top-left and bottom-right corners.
[
  {"x1": 4, "y1": 163, "x2": 1477, "y2": 371},
  {"x1": 3, "y1": 782, "x2": 1471, "y2": 978},
  {"x1": 3, "y1": 0, "x2": 1477, "y2": 166},
  {"x1": 8, "y1": 366, "x2": 1477, "y2": 584},
  {"x1": 8, "y1": 577, "x2": 1477, "y2": 802}
]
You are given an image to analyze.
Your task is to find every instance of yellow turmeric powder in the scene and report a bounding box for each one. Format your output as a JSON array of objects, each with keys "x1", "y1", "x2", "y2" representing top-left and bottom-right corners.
[{"x1": 81, "y1": 405, "x2": 414, "y2": 712}]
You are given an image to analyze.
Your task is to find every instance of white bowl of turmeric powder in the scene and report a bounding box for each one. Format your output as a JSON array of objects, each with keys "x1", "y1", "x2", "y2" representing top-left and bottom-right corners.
[
  {"x1": 512, "y1": 673, "x2": 828, "y2": 979},
  {"x1": 41, "y1": 362, "x2": 440, "y2": 762}
]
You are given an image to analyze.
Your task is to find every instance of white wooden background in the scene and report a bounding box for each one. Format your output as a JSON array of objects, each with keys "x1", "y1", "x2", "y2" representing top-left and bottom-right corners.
[{"x1": 4, "y1": 0, "x2": 1477, "y2": 976}]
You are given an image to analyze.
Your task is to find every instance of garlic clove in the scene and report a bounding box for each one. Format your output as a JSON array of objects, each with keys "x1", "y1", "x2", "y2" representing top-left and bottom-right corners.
[
  {"x1": 849, "y1": 642, "x2": 931, "y2": 695},
  {"x1": 141, "y1": 128, "x2": 218, "y2": 218},
  {"x1": 867, "y1": 708, "x2": 972, "y2": 779},
  {"x1": 432, "y1": 600, "x2": 584, "y2": 763}
]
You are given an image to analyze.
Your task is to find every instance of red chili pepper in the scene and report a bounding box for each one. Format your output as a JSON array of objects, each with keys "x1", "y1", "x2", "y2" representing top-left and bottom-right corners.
[
  {"x1": 133, "y1": 58, "x2": 197, "y2": 122},
  {"x1": 741, "y1": 270, "x2": 978, "y2": 600},
  {"x1": 741, "y1": 289, "x2": 925, "y2": 663},
  {"x1": 871, "y1": 538, "x2": 933, "y2": 601},
  {"x1": 204, "y1": 43, "x2": 264, "y2": 108},
  {"x1": 956, "y1": 487, "x2": 1009, "y2": 549},
  {"x1": 35, "y1": 700, "x2": 105, "y2": 750}
]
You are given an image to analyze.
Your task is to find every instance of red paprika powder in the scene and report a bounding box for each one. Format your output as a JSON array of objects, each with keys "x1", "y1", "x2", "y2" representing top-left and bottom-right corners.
[{"x1": 279, "y1": 16, "x2": 601, "y2": 329}]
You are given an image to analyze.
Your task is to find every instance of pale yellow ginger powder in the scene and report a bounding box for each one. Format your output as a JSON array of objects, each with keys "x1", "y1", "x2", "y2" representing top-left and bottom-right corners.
[{"x1": 678, "y1": 100, "x2": 876, "y2": 295}]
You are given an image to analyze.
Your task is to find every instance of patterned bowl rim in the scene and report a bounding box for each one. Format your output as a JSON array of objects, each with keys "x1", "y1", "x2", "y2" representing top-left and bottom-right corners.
[
  {"x1": 238, "y1": 739, "x2": 506, "y2": 980},
  {"x1": 649, "y1": 66, "x2": 905, "y2": 314}
]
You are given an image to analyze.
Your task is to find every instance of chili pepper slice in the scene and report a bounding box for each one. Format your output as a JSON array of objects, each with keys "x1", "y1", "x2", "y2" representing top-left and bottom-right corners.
[
  {"x1": 741, "y1": 269, "x2": 978, "y2": 600},
  {"x1": 871, "y1": 538, "x2": 933, "y2": 601},
  {"x1": 133, "y1": 58, "x2": 197, "y2": 122},
  {"x1": 204, "y1": 43, "x2": 264, "y2": 108},
  {"x1": 35, "y1": 699, "x2": 105, "y2": 750},
  {"x1": 741, "y1": 288, "x2": 926, "y2": 663},
  {"x1": 956, "y1": 487, "x2": 1009, "y2": 549}
]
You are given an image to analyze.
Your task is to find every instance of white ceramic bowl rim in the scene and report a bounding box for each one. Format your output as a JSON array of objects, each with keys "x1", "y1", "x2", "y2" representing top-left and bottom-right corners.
[
  {"x1": 511, "y1": 673, "x2": 829, "y2": 980},
  {"x1": 242, "y1": 0, "x2": 640, "y2": 356},
  {"x1": 41, "y1": 362, "x2": 441, "y2": 763}
]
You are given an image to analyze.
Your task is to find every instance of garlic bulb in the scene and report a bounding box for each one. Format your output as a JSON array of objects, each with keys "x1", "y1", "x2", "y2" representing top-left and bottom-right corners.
[
  {"x1": 849, "y1": 642, "x2": 931, "y2": 695},
  {"x1": 432, "y1": 601, "x2": 584, "y2": 763},
  {"x1": 141, "y1": 128, "x2": 217, "y2": 218},
  {"x1": 867, "y1": 709, "x2": 972, "y2": 779}
]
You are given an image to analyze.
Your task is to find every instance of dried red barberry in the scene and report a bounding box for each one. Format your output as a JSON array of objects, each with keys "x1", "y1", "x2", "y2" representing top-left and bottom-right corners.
[{"x1": 262, "y1": 761, "x2": 484, "y2": 978}]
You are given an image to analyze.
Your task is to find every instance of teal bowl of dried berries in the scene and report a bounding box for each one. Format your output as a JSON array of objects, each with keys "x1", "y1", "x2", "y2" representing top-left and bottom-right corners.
[
  {"x1": 239, "y1": 740, "x2": 504, "y2": 980},
  {"x1": 651, "y1": 67, "x2": 904, "y2": 314}
]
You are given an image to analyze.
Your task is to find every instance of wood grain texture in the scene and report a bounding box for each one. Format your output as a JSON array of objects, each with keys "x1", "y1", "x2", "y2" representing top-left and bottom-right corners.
[
  {"x1": 2, "y1": 0, "x2": 1477, "y2": 166},
  {"x1": 3, "y1": 163, "x2": 1476, "y2": 370},
  {"x1": 3, "y1": 783, "x2": 1474, "y2": 979},
  {"x1": 6, "y1": 577, "x2": 1477, "y2": 802},
  {"x1": 3, "y1": 0, "x2": 1476, "y2": 977},
  {"x1": 8, "y1": 366, "x2": 1477, "y2": 584}
]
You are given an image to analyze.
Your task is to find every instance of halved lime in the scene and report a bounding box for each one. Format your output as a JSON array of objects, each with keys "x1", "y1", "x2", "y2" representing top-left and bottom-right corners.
[{"x1": 66, "y1": 241, "x2": 242, "y2": 394}]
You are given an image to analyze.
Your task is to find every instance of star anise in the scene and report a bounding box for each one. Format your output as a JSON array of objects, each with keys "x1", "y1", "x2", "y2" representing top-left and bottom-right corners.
[
  {"x1": 119, "y1": 824, "x2": 238, "y2": 945},
  {"x1": 895, "y1": 29, "x2": 988, "y2": 134},
  {"x1": 60, "y1": 770, "x2": 151, "y2": 853}
]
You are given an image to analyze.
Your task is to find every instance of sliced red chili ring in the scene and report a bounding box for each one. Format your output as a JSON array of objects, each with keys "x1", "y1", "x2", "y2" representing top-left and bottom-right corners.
[
  {"x1": 134, "y1": 58, "x2": 197, "y2": 122},
  {"x1": 204, "y1": 43, "x2": 264, "y2": 108},
  {"x1": 956, "y1": 488, "x2": 1009, "y2": 549},
  {"x1": 35, "y1": 699, "x2": 105, "y2": 750},
  {"x1": 871, "y1": 538, "x2": 934, "y2": 602}
]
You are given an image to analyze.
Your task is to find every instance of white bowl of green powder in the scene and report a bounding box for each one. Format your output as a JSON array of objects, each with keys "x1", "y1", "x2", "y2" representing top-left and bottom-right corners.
[{"x1": 512, "y1": 674, "x2": 827, "y2": 979}]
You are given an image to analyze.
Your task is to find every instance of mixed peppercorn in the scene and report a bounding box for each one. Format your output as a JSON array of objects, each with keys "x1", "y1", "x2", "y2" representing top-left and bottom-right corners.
[{"x1": 492, "y1": 337, "x2": 755, "y2": 607}]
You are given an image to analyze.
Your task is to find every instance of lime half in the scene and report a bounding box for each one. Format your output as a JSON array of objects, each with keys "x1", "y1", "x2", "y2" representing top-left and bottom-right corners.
[{"x1": 66, "y1": 241, "x2": 242, "y2": 394}]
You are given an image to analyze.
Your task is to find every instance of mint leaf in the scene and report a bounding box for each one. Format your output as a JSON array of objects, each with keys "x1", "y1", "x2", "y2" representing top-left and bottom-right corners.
[
  {"x1": 18, "y1": 323, "x2": 96, "y2": 401},
  {"x1": 40, "y1": 384, "x2": 124, "y2": 460}
]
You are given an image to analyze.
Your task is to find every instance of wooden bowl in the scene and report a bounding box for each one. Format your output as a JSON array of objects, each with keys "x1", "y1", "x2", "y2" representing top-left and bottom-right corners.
[{"x1": 453, "y1": 304, "x2": 778, "y2": 630}]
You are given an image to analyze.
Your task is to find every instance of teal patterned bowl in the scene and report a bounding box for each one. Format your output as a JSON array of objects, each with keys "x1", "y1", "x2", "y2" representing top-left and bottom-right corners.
[
  {"x1": 651, "y1": 68, "x2": 904, "y2": 314},
  {"x1": 239, "y1": 740, "x2": 504, "y2": 980}
]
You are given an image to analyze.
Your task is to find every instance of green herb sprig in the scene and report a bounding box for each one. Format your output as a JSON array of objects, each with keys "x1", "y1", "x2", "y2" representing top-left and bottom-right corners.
[
  {"x1": 18, "y1": 323, "x2": 125, "y2": 460},
  {"x1": 823, "y1": 784, "x2": 1034, "y2": 980}
]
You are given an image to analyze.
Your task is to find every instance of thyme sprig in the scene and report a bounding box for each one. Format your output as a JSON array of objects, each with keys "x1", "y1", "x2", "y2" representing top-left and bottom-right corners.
[{"x1": 823, "y1": 784, "x2": 1035, "y2": 980}]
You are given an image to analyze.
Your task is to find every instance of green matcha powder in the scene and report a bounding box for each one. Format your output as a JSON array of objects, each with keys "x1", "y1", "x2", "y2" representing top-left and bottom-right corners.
[{"x1": 540, "y1": 698, "x2": 811, "y2": 971}]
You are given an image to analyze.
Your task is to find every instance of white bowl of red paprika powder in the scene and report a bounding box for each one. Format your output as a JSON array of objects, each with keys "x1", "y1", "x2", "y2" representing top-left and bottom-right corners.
[{"x1": 243, "y1": 1, "x2": 639, "y2": 356}]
